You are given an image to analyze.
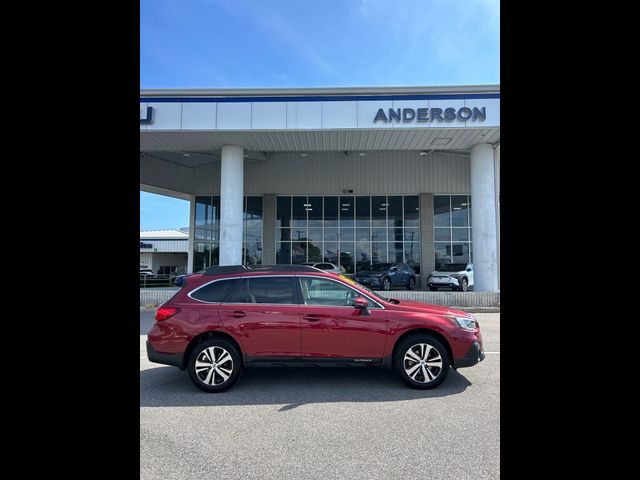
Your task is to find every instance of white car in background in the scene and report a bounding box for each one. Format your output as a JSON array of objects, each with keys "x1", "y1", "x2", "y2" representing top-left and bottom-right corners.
[
  {"x1": 303, "y1": 262, "x2": 345, "y2": 275},
  {"x1": 427, "y1": 263, "x2": 474, "y2": 291}
]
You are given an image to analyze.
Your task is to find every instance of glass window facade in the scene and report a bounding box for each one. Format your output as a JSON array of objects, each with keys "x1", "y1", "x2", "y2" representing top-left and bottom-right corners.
[
  {"x1": 193, "y1": 196, "x2": 263, "y2": 271},
  {"x1": 277, "y1": 195, "x2": 420, "y2": 274},
  {"x1": 433, "y1": 195, "x2": 472, "y2": 269}
]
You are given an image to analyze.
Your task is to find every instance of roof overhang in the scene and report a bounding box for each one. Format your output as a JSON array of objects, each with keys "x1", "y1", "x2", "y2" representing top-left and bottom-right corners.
[{"x1": 140, "y1": 85, "x2": 499, "y2": 156}]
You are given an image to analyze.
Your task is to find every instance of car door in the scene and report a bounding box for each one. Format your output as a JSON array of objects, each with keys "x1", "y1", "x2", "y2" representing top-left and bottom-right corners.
[
  {"x1": 217, "y1": 276, "x2": 300, "y2": 358},
  {"x1": 297, "y1": 276, "x2": 387, "y2": 359},
  {"x1": 388, "y1": 264, "x2": 404, "y2": 285}
]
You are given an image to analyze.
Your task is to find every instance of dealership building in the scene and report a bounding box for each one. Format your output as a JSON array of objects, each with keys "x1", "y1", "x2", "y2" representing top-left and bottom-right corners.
[
  {"x1": 139, "y1": 229, "x2": 188, "y2": 274},
  {"x1": 140, "y1": 85, "x2": 500, "y2": 291}
]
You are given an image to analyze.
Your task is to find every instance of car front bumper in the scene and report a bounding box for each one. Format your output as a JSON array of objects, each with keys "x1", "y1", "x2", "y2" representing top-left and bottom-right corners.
[
  {"x1": 428, "y1": 276, "x2": 460, "y2": 288},
  {"x1": 453, "y1": 341, "x2": 485, "y2": 369}
]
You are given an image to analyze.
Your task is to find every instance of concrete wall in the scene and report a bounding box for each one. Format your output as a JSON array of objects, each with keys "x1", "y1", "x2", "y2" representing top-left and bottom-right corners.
[{"x1": 140, "y1": 288, "x2": 499, "y2": 308}]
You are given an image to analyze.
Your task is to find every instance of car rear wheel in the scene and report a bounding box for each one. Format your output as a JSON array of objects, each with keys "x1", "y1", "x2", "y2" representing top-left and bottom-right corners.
[
  {"x1": 187, "y1": 339, "x2": 242, "y2": 392},
  {"x1": 407, "y1": 277, "x2": 416, "y2": 290},
  {"x1": 394, "y1": 334, "x2": 450, "y2": 389},
  {"x1": 382, "y1": 277, "x2": 391, "y2": 291}
]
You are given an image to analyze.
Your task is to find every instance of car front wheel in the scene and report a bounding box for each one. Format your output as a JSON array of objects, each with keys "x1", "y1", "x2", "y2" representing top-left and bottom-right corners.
[
  {"x1": 187, "y1": 339, "x2": 242, "y2": 392},
  {"x1": 458, "y1": 277, "x2": 468, "y2": 292},
  {"x1": 382, "y1": 277, "x2": 391, "y2": 291},
  {"x1": 394, "y1": 334, "x2": 450, "y2": 389}
]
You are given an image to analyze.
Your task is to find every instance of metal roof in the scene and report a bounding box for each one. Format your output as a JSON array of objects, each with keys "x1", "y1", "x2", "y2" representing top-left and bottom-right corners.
[
  {"x1": 140, "y1": 229, "x2": 188, "y2": 240},
  {"x1": 140, "y1": 84, "x2": 499, "y2": 97}
]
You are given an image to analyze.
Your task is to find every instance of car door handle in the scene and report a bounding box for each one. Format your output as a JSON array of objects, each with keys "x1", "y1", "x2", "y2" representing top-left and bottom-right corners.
[
  {"x1": 303, "y1": 314, "x2": 324, "y2": 321},
  {"x1": 229, "y1": 311, "x2": 246, "y2": 318}
]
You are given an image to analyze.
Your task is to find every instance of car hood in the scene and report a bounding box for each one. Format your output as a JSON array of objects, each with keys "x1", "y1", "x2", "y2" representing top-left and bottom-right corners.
[
  {"x1": 385, "y1": 299, "x2": 469, "y2": 317},
  {"x1": 431, "y1": 270, "x2": 464, "y2": 276},
  {"x1": 357, "y1": 270, "x2": 387, "y2": 276}
]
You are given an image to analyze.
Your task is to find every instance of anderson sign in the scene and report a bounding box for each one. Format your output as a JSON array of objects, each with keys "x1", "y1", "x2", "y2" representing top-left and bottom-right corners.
[{"x1": 373, "y1": 106, "x2": 486, "y2": 124}]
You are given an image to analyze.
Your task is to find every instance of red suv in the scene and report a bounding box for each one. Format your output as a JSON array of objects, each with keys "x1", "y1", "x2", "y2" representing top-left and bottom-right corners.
[{"x1": 146, "y1": 265, "x2": 484, "y2": 392}]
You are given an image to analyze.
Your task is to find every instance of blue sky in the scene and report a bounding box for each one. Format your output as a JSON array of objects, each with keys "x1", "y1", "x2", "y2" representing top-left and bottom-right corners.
[{"x1": 140, "y1": 0, "x2": 500, "y2": 229}]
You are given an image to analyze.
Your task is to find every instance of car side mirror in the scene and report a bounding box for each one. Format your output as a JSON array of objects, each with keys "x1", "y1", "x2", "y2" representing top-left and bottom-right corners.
[
  {"x1": 390, "y1": 266, "x2": 399, "y2": 271},
  {"x1": 466, "y1": 267, "x2": 472, "y2": 272},
  {"x1": 353, "y1": 296, "x2": 370, "y2": 315}
]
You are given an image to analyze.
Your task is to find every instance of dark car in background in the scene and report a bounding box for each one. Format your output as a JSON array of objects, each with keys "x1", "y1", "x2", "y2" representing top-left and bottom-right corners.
[{"x1": 354, "y1": 262, "x2": 416, "y2": 290}]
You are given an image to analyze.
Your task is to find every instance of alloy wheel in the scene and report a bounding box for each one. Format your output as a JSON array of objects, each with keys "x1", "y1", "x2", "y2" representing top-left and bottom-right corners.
[
  {"x1": 403, "y1": 343, "x2": 443, "y2": 383},
  {"x1": 194, "y1": 346, "x2": 234, "y2": 386}
]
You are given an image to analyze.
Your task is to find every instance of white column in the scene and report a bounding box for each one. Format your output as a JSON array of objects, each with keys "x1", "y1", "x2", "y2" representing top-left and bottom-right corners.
[
  {"x1": 219, "y1": 145, "x2": 244, "y2": 265},
  {"x1": 470, "y1": 143, "x2": 499, "y2": 291},
  {"x1": 187, "y1": 195, "x2": 195, "y2": 272}
]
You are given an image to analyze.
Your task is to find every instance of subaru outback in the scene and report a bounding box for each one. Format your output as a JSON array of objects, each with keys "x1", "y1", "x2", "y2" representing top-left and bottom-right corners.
[{"x1": 146, "y1": 265, "x2": 484, "y2": 392}]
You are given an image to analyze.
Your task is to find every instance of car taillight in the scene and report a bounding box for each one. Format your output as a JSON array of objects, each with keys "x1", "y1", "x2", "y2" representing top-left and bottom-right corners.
[{"x1": 155, "y1": 307, "x2": 179, "y2": 322}]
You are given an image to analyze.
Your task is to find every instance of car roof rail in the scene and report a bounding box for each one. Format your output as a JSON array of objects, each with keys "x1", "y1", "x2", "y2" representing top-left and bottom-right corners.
[
  {"x1": 201, "y1": 265, "x2": 251, "y2": 275},
  {"x1": 247, "y1": 265, "x2": 320, "y2": 272},
  {"x1": 202, "y1": 264, "x2": 321, "y2": 275}
]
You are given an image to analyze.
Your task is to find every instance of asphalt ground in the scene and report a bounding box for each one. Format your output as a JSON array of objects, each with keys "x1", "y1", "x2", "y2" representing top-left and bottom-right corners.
[{"x1": 140, "y1": 311, "x2": 499, "y2": 479}]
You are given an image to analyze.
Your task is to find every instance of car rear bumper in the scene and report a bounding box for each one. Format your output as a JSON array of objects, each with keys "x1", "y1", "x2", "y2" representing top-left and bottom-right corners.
[
  {"x1": 146, "y1": 340, "x2": 185, "y2": 370},
  {"x1": 453, "y1": 341, "x2": 485, "y2": 369}
]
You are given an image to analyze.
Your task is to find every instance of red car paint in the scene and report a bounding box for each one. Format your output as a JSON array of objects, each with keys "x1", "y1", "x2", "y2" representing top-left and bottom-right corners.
[{"x1": 147, "y1": 269, "x2": 483, "y2": 369}]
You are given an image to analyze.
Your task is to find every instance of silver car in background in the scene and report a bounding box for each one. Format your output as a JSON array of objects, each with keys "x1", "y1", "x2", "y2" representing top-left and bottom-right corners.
[
  {"x1": 427, "y1": 263, "x2": 474, "y2": 291},
  {"x1": 303, "y1": 262, "x2": 345, "y2": 275}
]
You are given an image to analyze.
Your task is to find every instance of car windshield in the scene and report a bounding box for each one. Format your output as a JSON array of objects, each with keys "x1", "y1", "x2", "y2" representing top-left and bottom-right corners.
[
  {"x1": 437, "y1": 263, "x2": 468, "y2": 272},
  {"x1": 368, "y1": 263, "x2": 392, "y2": 272}
]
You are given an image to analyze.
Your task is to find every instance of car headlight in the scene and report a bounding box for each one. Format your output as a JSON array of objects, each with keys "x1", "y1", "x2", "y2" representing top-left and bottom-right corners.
[
  {"x1": 449, "y1": 274, "x2": 462, "y2": 279},
  {"x1": 447, "y1": 315, "x2": 476, "y2": 331}
]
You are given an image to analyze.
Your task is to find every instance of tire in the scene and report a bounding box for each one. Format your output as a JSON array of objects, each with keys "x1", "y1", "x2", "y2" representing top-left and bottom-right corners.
[
  {"x1": 394, "y1": 334, "x2": 450, "y2": 389},
  {"x1": 187, "y1": 338, "x2": 242, "y2": 392},
  {"x1": 458, "y1": 277, "x2": 468, "y2": 292},
  {"x1": 382, "y1": 277, "x2": 391, "y2": 291},
  {"x1": 407, "y1": 277, "x2": 416, "y2": 290}
]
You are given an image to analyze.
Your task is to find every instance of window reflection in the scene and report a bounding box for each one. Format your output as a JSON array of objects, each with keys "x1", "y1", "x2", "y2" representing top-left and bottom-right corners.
[
  {"x1": 275, "y1": 195, "x2": 421, "y2": 275},
  {"x1": 192, "y1": 195, "x2": 263, "y2": 270},
  {"x1": 433, "y1": 195, "x2": 472, "y2": 270}
]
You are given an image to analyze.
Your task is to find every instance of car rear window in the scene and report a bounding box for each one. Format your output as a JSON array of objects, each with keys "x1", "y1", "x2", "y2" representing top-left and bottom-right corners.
[{"x1": 190, "y1": 279, "x2": 238, "y2": 302}]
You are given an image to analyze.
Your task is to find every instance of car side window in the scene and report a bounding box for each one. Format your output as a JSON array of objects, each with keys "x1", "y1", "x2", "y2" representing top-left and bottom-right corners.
[
  {"x1": 248, "y1": 277, "x2": 295, "y2": 304},
  {"x1": 318, "y1": 263, "x2": 331, "y2": 270},
  {"x1": 226, "y1": 279, "x2": 248, "y2": 303},
  {"x1": 299, "y1": 277, "x2": 376, "y2": 307},
  {"x1": 190, "y1": 279, "x2": 238, "y2": 303},
  {"x1": 226, "y1": 277, "x2": 295, "y2": 304}
]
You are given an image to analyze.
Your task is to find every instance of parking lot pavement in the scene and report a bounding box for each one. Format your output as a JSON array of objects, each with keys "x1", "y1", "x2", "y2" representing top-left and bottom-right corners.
[{"x1": 140, "y1": 312, "x2": 499, "y2": 480}]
